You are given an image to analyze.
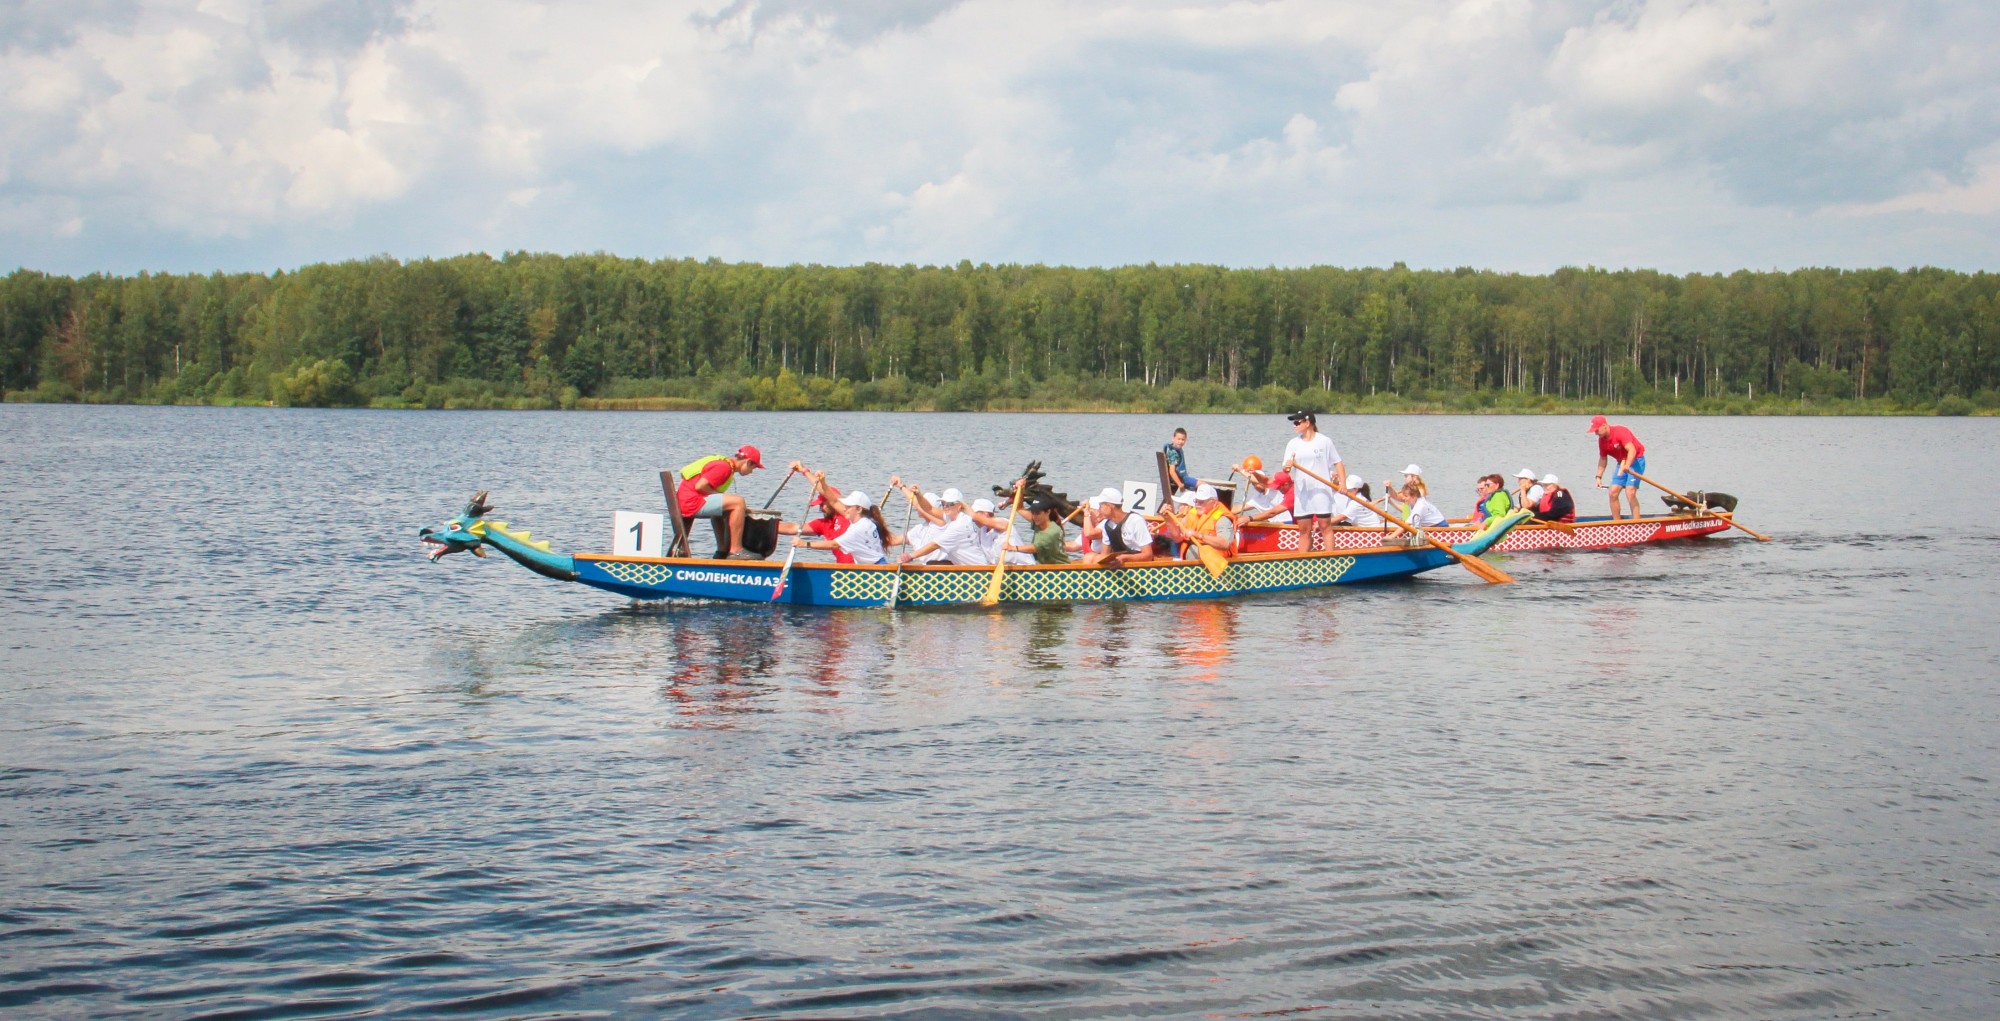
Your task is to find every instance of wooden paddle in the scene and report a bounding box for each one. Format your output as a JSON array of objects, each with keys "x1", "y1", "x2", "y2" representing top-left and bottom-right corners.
[
  {"x1": 769, "y1": 466, "x2": 821, "y2": 601},
  {"x1": 979, "y1": 480, "x2": 1026, "y2": 606},
  {"x1": 884, "y1": 484, "x2": 916, "y2": 607},
  {"x1": 1287, "y1": 464, "x2": 1515, "y2": 584},
  {"x1": 760, "y1": 466, "x2": 798, "y2": 509},
  {"x1": 1630, "y1": 471, "x2": 1772, "y2": 541},
  {"x1": 1160, "y1": 504, "x2": 1230, "y2": 579}
]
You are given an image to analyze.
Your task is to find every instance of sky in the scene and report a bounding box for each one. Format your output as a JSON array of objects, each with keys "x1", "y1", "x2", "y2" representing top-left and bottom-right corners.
[{"x1": 2, "y1": 0, "x2": 1997, "y2": 277}]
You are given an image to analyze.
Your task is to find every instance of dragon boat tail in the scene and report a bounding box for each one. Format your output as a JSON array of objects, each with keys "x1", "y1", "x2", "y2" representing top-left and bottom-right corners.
[{"x1": 420, "y1": 492, "x2": 1533, "y2": 608}]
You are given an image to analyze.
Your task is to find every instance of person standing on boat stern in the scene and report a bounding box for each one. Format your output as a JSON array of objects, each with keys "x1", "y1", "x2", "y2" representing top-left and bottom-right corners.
[
  {"x1": 1590, "y1": 415, "x2": 1647, "y2": 519},
  {"x1": 1163, "y1": 427, "x2": 1197, "y2": 494},
  {"x1": 1281, "y1": 411, "x2": 1344, "y2": 552},
  {"x1": 1004, "y1": 496, "x2": 1071, "y2": 564},
  {"x1": 1470, "y1": 474, "x2": 1512, "y2": 523},
  {"x1": 792, "y1": 490, "x2": 890, "y2": 564},
  {"x1": 676, "y1": 444, "x2": 763, "y2": 559}
]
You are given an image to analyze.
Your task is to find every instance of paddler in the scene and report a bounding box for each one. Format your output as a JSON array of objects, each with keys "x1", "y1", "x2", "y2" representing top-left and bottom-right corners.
[
  {"x1": 1469, "y1": 474, "x2": 1512, "y2": 523},
  {"x1": 898, "y1": 488, "x2": 991, "y2": 565},
  {"x1": 1281, "y1": 411, "x2": 1345, "y2": 554},
  {"x1": 1002, "y1": 496, "x2": 1071, "y2": 564},
  {"x1": 1161, "y1": 483, "x2": 1234, "y2": 559},
  {"x1": 1512, "y1": 468, "x2": 1544, "y2": 510},
  {"x1": 1589, "y1": 414, "x2": 1647, "y2": 519},
  {"x1": 675, "y1": 444, "x2": 764, "y2": 559},
  {"x1": 1533, "y1": 473, "x2": 1577, "y2": 523},
  {"x1": 773, "y1": 462, "x2": 857, "y2": 563},
  {"x1": 1232, "y1": 457, "x2": 1292, "y2": 525},
  {"x1": 1081, "y1": 488, "x2": 1156, "y2": 566}
]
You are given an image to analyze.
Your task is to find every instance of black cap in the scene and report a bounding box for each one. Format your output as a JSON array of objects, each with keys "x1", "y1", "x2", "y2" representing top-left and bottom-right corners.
[
  {"x1": 1022, "y1": 496, "x2": 1055, "y2": 512},
  {"x1": 1287, "y1": 410, "x2": 1316, "y2": 424}
]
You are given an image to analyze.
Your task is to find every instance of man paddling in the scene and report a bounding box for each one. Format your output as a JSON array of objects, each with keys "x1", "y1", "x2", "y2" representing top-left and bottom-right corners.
[
  {"x1": 1589, "y1": 415, "x2": 1647, "y2": 519},
  {"x1": 1281, "y1": 411, "x2": 1344, "y2": 552},
  {"x1": 675, "y1": 444, "x2": 764, "y2": 559}
]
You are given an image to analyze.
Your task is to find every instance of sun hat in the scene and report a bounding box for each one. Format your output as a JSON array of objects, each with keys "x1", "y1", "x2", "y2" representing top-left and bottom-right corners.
[
  {"x1": 1271, "y1": 471, "x2": 1293, "y2": 488},
  {"x1": 842, "y1": 490, "x2": 874, "y2": 510},
  {"x1": 736, "y1": 444, "x2": 763, "y2": 467},
  {"x1": 1022, "y1": 495, "x2": 1054, "y2": 512},
  {"x1": 1402, "y1": 464, "x2": 1423, "y2": 476},
  {"x1": 971, "y1": 498, "x2": 996, "y2": 514},
  {"x1": 940, "y1": 487, "x2": 965, "y2": 505},
  {"x1": 1586, "y1": 415, "x2": 1607, "y2": 432},
  {"x1": 1193, "y1": 483, "x2": 1218, "y2": 502},
  {"x1": 1514, "y1": 468, "x2": 1537, "y2": 480},
  {"x1": 1540, "y1": 474, "x2": 1560, "y2": 485},
  {"x1": 923, "y1": 492, "x2": 940, "y2": 505},
  {"x1": 1098, "y1": 486, "x2": 1124, "y2": 505},
  {"x1": 1171, "y1": 490, "x2": 1197, "y2": 506},
  {"x1": 1286, "y1": 410, "x2": 1316, "y2": 425}
]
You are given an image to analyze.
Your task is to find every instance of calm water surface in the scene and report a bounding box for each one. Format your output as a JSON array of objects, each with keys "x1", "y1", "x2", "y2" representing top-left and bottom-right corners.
[{"x1": 2, "y1": 405, "x2": 1996, "y2": 1019}]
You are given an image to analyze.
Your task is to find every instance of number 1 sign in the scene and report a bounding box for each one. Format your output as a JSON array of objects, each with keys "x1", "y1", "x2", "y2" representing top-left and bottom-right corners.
[{"x1": 612, "y1": 511, "x2": 663, "y2": 557}]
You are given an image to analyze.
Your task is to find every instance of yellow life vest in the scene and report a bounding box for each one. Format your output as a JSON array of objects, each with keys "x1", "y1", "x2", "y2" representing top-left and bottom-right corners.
[{"x1": 678, "y1": 454, "x2": 736, "y2": 493}]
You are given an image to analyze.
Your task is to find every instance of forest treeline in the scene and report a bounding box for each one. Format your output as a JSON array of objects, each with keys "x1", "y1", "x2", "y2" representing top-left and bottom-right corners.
[{"x1": 2, "y1": 253, "x2": 1996, "y2": 415}]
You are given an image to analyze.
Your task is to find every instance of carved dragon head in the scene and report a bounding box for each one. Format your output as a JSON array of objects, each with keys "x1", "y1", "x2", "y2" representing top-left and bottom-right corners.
[{"x1": 419, "y1": 491, "x2": 496, "y2": 562}]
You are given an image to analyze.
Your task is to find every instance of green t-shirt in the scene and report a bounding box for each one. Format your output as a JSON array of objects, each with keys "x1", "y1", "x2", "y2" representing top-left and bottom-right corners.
[{"x1": 1032, "y1": 522, "x2": 1070, "y2": 564}]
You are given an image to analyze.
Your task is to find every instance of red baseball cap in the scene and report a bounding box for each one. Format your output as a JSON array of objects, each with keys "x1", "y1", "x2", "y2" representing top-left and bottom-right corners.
[
  {"x1": 736, "y1": 444, "x2": 763, "y2": 467},
  {"x1": 1586, "y1": 415, "x2": 1607, "y2": 432},
  {"x1": 1272, "y1": 471, "x2": 1293, "y2": 489}
]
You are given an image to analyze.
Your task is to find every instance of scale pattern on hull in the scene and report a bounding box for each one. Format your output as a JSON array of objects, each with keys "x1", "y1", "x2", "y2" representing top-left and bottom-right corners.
[{"x1": 1250, "y1": 516, "x2": 1726, "y2": 553}]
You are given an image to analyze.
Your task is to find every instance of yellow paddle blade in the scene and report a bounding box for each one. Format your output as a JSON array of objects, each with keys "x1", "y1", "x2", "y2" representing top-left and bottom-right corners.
[{"x1": 1194, "y1": 542, "x2": 1228, "y2": 579}]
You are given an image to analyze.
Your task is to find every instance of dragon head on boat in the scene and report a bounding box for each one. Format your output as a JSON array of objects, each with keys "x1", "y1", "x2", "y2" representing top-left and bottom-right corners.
[
  {"x1": 419, "y1": 491, "x2": 496, "y2": 561},
  {"x1": 418, "y1": 491, "x2": 578, "y2": 581}
]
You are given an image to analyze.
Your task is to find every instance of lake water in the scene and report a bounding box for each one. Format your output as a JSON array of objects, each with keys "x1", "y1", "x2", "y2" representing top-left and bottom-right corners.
[{"x1": 2, "y1": 405, "x2": 1995, "y2": 1019}]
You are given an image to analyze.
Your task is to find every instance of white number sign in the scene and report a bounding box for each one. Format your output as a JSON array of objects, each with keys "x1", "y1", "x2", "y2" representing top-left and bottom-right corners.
[
  {"x1": 612, "y1": 511, "x2": 663, "y2": 557},
  {"x1": 1122, "y1": 481, "x2": 1156, "y2": 515}
]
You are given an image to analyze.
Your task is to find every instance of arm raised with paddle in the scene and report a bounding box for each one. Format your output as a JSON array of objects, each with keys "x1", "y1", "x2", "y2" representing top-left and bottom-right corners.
[{"x1": 1287, "y1": 463, "x2": 1515, "y2": 584}]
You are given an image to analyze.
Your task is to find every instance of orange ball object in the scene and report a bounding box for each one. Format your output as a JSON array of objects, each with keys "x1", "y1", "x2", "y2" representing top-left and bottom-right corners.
[{"x1": 1242, "y1": 455, "x2": 1263, "y2": 472}]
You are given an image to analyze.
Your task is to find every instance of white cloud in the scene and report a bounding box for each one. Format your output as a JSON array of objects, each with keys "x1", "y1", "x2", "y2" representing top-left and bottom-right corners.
[{"x1": 1, "y1": 0, "x2": 1996, "y2": 273}]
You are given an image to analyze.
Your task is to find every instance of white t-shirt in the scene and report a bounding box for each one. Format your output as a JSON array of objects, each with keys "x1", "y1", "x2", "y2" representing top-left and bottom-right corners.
[
  {"x1": 1400, "y1": 496, "x2": 1448, "y2": 527},
  {"x1": 834, "y1": 517, "x2": 886, "y2": 564},
  {"x1": 1243, "y1": 484, "x2": 1292, "y2": 524},
  {"x1": 1336, "y1": 493, "x2": 1384, "y2": 528},
  {"x1": 932, "y1": 513, "x2": 992, "y2": 565},
  {"x1": 1521, "y1": 484, "x2": 1546, "y2": 507},
  {"x1": 1283, "y1": 433, "x2": 1341, "y2": 516},
  {"x1": 1094, "y1": 512, "x2": 1152, "y2": 554}
]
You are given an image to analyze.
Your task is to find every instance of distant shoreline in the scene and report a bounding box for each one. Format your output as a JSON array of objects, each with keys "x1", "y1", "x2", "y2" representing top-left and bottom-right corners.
[{"x1": 5, "y1": 395, "x2": 1992, "y2": 416}]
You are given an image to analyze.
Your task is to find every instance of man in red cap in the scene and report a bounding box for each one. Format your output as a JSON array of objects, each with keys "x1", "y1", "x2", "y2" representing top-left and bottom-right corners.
[
  {"x1": 675, "y1": 444, "x2": 764, "y2": 558},
  {"x1": 1588, "y1": 415, "x2": 1647, "y2": 519}
]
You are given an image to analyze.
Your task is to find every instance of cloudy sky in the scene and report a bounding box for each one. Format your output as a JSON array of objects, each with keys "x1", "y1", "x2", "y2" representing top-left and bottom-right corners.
[{"x1": 2, "y1": 0, "x2": 1996, "y2": 276}]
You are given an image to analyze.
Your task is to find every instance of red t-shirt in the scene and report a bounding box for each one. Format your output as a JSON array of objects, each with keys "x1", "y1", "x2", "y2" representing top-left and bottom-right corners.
[
  {"x1": 807, "y1": 514, "x2": 854, "y2": 564},
  {"x1": 676, "y1": 459, "x2": 736, "y2": 517},
  {"x1": 1597, "y1": 425, "x2": 1645, "y2": 461}
]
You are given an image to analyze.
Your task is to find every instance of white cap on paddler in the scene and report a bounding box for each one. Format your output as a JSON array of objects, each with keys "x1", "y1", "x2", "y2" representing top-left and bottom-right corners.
[
  {"x1": 940, "y1": 487, "x2": 965, "y2": 505},
  {"x1": 923, "y1": 492, "x2": 940, "y2": 505},
  {"x1": 972, "y1": 497, "x2": 996, "y2": 514},
  {"x1": 843, "y1": 490, "x2": 874, "y2": 510},
  {"x1": 1402, "y1": 464, "x2": 1424, "y2": 476},
  {"x1": 1515, "y1": 468, "x2": 1537, "y2": 480},
  {"x1": 1540, "y1": 473, "x2": 1560, "y2": 485},
  {"x1": 1093, "y1": 486, "x2": 1123, "y2": 508},
  {"x1": 1194, "y1": 483, "x2": 1218, "y2": 502},
  {"x1": 1172, "y1": 490, "x2": 1197, "y2": 507}
]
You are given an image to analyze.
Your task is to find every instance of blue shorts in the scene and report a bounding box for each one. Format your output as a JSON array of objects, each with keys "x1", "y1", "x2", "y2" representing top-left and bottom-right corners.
[
  {"x1": 1610, "y1": 456, "x2": 1646, "y2": 489},
  {"x1": 688, "y1": 493, "x2": 730, "y2": 518}
]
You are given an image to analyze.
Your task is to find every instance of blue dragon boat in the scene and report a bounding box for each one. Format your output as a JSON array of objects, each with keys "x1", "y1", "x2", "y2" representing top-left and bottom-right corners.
[{"x1": 421, "y1": 492, "x2": 1531, "y2": 607}]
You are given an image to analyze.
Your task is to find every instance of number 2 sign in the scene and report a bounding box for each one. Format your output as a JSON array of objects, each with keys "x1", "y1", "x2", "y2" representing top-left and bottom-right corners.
[{"x1": 612, "y1": 511, "x2": 663, "y2": 557}]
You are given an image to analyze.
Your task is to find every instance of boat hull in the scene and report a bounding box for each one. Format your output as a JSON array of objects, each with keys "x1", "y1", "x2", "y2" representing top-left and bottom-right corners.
[
  {"x1": 573, "y1": 546, "x2": 1466, "y2": 607},
  {"x1": 1236, "y1": 513, "x2": 1731, "y2": 554}
]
